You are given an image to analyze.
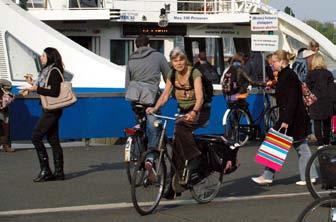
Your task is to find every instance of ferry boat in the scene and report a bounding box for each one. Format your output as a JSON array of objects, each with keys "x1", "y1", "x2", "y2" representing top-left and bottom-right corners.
[{"x1": 1, "y1": 0, "x2": 335, "y2": 140}]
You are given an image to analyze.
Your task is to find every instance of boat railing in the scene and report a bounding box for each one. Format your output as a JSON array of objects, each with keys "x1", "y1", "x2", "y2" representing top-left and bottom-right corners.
[
  {"x1": 17, "y1": 0, "x2": 263, "y2": 14},
  {"x1": 16, "y1": 0, "x2": 106, "y2": 10}
]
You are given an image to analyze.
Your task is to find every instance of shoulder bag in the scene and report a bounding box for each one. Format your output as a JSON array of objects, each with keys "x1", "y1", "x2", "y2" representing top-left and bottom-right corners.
[
  {"x1": 40, "y1": 68, "x2": 77, "y2": 110},
  {"x1": 301, "y1": 82, "x2": 317, "y2": 107}
]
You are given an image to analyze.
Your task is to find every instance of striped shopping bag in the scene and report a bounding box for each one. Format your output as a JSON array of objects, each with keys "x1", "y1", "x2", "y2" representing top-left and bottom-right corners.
[{"x1": 255, "y1": 128, "x2": 293, "y2": 172}]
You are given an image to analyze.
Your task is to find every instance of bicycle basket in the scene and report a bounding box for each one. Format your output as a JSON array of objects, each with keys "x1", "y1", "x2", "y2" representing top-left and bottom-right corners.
[
  {"x1": 318, "y1": 147, "x2": 336, "y2": 189},
  {"x1": 196, "y1": 135, "x2": 239, "y2": 174}
]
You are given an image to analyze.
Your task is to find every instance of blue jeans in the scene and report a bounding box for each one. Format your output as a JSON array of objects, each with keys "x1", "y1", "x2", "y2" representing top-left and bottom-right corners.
[
  {"x1": 146, "y1": 114, "x2": 160, "y2": 149},
  {"x1": 262, "y1": 140, "x2": 318, "y2": 181}
]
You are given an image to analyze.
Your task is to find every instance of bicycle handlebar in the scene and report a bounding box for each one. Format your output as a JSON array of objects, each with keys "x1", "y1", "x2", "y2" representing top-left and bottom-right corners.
[{"x1": 151, "y1": 113, "x2": 185, "y2": 121}]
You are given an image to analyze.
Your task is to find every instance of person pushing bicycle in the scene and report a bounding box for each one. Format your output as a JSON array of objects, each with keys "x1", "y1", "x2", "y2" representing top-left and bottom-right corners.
[{"x1": 221, "y1": 53, "x2": 265, "y2": 106}]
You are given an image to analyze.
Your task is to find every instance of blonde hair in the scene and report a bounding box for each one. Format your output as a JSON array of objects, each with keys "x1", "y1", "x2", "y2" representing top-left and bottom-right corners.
[
  {"x1": 273, "y1": 50, "x2": 293, "y2": 64},
  {"x1": 311, "y1": 53, "x2": 327, "y2": 70},
  {"x1": 309, "y1": 40, "x2": 319, "y2": 51}
]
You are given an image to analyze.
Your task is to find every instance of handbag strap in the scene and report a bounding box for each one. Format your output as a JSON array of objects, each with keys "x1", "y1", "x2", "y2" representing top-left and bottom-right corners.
[
  {"x1": 277, "y1": 127, "x2": 288, "y2": 135},
  {"x1": 45, "y1": 67, "x2": 64, "y2": 84}
]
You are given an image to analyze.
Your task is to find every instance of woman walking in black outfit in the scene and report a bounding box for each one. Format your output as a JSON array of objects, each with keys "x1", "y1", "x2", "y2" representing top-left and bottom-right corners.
[
  {"x1": 252, "y1": 50, "x2": 318, "y2": 186},
  {"x1": 28, "y1": 47, "x2": 65, "y2": 182},
  {"x1": 306, "y1": 53, "x2": 334, "y2": 147}
]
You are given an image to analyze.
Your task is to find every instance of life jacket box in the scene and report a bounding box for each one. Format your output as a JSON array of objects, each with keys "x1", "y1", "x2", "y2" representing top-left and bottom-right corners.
[{"x1": 318, "y1": 146, "x2": 336, "y2": 189}]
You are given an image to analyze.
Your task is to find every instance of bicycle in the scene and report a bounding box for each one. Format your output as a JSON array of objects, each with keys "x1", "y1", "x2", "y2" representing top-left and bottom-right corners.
[
  {"x1": 297, "y1": 145, "x2": 336, "y2": 222},
  {"x1": 305, "y1": 145, "x2": 336, "y2": 199},
  {"x1": 124, "y1": 103, "x2": 148, "y2": 184},
  {"x1": 222, "y1": 87, "x2": 279, "y2": 146},
  {"x1": 131, "y1": 113, "x2": 238, "y2": 215},
  {"x1": 297, "y1": 194, "x2": 336, "y2": 222}
]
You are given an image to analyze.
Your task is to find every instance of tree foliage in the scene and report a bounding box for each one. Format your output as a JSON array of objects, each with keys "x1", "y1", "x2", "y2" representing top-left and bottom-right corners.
[
  {"x1": 283, "y1": 6, "x2": 336, "y2": 44},
  {"x1": 284, "y1": 6, "x2": 295, "y2": 17},
  {"x1": 305, "y1": 20, "x2": 336, "y2": 44}
]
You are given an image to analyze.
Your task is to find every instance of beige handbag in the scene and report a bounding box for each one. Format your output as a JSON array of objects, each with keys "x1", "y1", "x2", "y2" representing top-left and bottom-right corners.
[{"x1": 40, "y1": 68, "x2": 77, "y2": 110}]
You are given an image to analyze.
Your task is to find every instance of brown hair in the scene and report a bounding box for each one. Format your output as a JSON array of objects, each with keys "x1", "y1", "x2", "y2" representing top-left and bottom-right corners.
[
  {"x1": 198, "y1": 51, "x2": 207, "y2": 61},
  {"x1": 311, "y1": 53, "x2": 327, "y2": 70}
]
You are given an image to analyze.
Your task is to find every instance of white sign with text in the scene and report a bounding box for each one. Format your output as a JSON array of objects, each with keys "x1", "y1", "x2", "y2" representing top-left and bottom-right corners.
[
  {"x1": 251, "y1": 34, "x2": 279, "y2": 52},
  {"x1": 251, "y1": 15, "x2": 278, "y2": 31}
]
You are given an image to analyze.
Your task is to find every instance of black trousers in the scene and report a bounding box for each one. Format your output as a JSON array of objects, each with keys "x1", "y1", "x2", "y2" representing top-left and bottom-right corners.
[
  {"x1": 32, "y1": 109, "x2": 63, "y2": 165},
  {"x1": 313, "y1": 118, "x2": 331, "y2": 146},
  {"x1": 173, "y1": 107, "x2": 211, "y2": 170}
]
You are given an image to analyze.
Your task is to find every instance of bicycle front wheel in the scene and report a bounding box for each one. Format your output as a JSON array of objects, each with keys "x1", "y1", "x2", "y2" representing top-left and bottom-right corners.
[
  {"x1": 224, "y1": 108, "x2": 251, "y2": 146},
  {"x1": 131, "y1": 150, "x2": 166, "y2": 215},
  {"x1": 297, "y1": 196, "x2": 336, "y2": 222},
  {"x1": 190, "y1": 170, "x2": 223, "y2": 204},
  {"x1": 306, "y1": 146, "x2": 336, "y2": 199}
]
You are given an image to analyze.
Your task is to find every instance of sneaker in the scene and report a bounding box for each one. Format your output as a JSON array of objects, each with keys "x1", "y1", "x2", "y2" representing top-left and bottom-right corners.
[
  {"x1": 144, "y1": 161, "x2": 156, "y2": 183},
  {"x1": 1, "y1": 145, "x2": 15, "y2": 152},
  {"x1": 251, "y1": 176, "x2": 273, "y2": 185},
  {"x1": 295, "y1": 180, "x2": 306, "y2": 186},
  {"x1": 295, "y1": 179, "x2": 317, "y2": 186}
]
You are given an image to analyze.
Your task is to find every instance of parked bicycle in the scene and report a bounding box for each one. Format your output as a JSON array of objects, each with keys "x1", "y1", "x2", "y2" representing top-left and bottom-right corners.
[
  {"x1": 305, "y1": 145, "x2": 336, "y2": 199},
  {"x1": 131, "y1": 113, "x2": 239, "y2": 215},
  {"x1": 222, "y1": 87, "x2": 279, "y2": 146},
  {"x1": 297, "y1": 145, "x2": 336, "y2": 221}
]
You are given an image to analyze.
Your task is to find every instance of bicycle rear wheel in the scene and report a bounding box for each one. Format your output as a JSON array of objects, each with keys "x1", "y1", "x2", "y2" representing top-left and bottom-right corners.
[
  {"x1": 264, "y1": 106, "x2": 279, "y2": 132},
  {"x1": 131, "y1": 150, "x2": 166, "y2": 215},
  {"x1": 297, "y1": 196, "x2": 336, "y2": 222},
  {"x1": 125, "y1": 135, "x2": 144, "y2": 184},
  {"x1": 224, "y1": 108, "x2": 251, "y2": 146},
  {"x1": 306, "y1": 146, "x2": 336, "y2": 199},
  {"x1": 190, "y1": 170, "x2": 223, "y2": 204}
]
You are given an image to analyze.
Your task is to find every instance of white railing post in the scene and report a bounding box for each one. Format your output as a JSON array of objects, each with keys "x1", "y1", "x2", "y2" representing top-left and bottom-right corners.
[
  {"x1": 231, "y1": 0, "x2": 234, "y2": 13},
  {"x1": 204, "y1": 0, "x2": 207, "y2": 14},
  {"x1": 214, "y1": 0, "x2": 218, "y2": 13}
]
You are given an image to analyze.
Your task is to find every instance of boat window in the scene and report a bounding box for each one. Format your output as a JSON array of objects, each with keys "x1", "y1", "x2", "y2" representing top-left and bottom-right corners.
[
  {"x1": 110, "y1": 40, "x2": 134, "y2": 65},
  {"x1": 5, "y1": 32, "x2": 41, "y2": 81},
  {"x1": 26, "y1": 0, "x2": 44, "y2": 8},
  {"x1": 149, "y1": 40, "x2": 164, "y2": 54}
]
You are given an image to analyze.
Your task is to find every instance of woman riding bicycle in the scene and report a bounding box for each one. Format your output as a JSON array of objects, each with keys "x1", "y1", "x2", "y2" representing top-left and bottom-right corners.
[{"x1": 146, "y1": 47, "x2": 210, "y2": 199}]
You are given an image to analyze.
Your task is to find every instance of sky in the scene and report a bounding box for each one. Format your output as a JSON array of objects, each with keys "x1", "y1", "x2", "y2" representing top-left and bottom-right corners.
[{"x1": 268, "y1": 0, "x2": 335, "y2": 22}]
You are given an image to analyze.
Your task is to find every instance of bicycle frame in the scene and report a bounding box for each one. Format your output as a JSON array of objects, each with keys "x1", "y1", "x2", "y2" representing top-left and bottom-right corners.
[
  {"x1": 223, "y1": 88, "x2": 278, "y2": 133},
  {"x1": 152, "y1": 113, "x2": 188, "y2": 184},
  {"x1": 154, "y1": 114, "x2": 170, "y2": 177}
]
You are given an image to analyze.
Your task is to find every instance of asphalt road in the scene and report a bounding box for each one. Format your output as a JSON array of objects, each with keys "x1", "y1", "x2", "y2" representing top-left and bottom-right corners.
[{"x1": 0, "y1": 142, "x2": 319, "y2": 222}]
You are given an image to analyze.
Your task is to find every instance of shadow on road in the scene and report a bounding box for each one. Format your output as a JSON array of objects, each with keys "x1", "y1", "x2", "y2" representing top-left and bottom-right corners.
[
  {"x1": 217, "y1": 175, "x2": 300, "y2": 197},
  {"x1": 66, "y1": 162, "x2": 125, "y2": 180}
]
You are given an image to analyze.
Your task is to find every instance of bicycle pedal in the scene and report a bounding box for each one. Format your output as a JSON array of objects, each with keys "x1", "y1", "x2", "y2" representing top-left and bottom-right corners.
[
  {"x1": 180, "y1": 169, "x2": 189, "y2": 185},
  {"x1": 172, "y1": 174, "x2": 186, "y2": 193}
]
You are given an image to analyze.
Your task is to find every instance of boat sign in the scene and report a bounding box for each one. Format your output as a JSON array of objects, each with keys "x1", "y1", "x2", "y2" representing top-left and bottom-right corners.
[
  {"x1": 251, "y1": 14, "x2": 278, "y2": 31},
  {"x1": 251, "y1": 34, "x2": 279, "y2": 52}
]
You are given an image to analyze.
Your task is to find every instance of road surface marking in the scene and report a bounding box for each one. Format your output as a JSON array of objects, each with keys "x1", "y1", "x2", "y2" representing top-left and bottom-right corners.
[{"x1": 0, "y1": 191, "x2": 313, "y2": 216}]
